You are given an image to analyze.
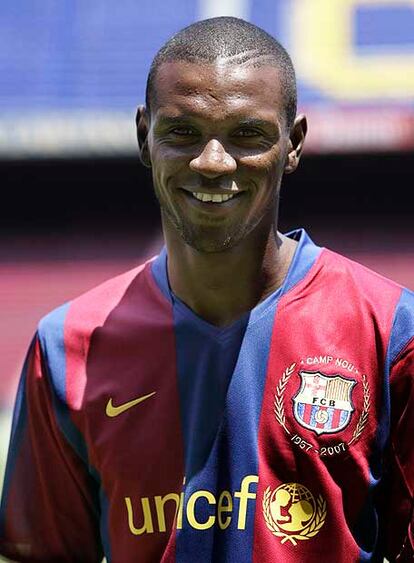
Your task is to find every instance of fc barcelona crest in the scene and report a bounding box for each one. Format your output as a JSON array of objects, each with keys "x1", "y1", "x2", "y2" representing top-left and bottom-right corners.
[{"x1": 292, "y1": 371, "x2": 356, "y2": 435}]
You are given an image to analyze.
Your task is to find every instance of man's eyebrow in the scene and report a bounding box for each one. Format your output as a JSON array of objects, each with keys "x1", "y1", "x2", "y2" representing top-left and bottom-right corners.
[
  {"x1": 235, "y1": 118, "x2": 278, "y2": 130},
  {"x1": 155, "y1": 115, "x2": 278, "y2": 129},
  {"x1": 155, "y1": 115, "x2": 193, "y2": 126}
]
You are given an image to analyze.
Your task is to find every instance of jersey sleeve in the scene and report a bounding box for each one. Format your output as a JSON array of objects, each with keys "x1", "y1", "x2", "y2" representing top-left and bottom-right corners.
[
  {"x1": 385, "y1": 290, "x2": 414, "y2": 562},
  {"x1": 0, "y1": 333, "x2": 103, "y2": 562}
]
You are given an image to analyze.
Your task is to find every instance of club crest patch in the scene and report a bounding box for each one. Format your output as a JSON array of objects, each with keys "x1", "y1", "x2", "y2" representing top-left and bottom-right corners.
[
  {"x1": 273, "y1": 359, "x2": 371, "y2": 457},
  {"x1": 292, "y1": 371, "x2": 356, "y2": 435}
]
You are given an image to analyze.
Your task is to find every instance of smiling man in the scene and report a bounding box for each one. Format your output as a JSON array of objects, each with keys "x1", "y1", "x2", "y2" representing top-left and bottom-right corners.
[{"x1": 1, "y1": 17, "x2": 413, "y2": 563}]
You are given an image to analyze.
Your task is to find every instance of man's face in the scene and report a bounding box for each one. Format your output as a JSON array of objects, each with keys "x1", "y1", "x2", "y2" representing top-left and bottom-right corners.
[{"x1": 141, "y1": 60, "x2": 299, "y2": 253}]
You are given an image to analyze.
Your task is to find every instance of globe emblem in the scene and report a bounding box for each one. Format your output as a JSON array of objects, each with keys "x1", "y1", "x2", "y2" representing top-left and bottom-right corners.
[
  {"x1": 269, "y1": 483, "x2": 315, "y2": 533},
  {"x1": 263, "y1": 482, "x2": 327, "y2": 545}
]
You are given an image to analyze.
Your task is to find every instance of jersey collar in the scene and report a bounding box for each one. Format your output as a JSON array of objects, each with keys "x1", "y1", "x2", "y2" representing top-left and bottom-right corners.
[{"x1": 151, "y1": 229, "x2": 322, "y2": 311}]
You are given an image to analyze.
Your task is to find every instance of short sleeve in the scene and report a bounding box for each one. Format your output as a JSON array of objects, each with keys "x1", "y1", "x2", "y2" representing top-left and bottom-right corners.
[
  {"x1": 385, "y1": 336, "x2": 414, "y2": 562},
  {"x1": 0, "y1": 334, "x2": 103, "y2": 562}
]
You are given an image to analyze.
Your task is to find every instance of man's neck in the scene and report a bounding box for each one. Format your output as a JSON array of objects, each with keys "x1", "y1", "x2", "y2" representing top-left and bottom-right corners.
[{"x1": 164, "y1": 223, "x2": 298, "y2": 328}]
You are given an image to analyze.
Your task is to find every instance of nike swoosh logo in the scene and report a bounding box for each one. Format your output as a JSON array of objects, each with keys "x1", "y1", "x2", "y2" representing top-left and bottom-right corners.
[{"x1": 106, "y1": 391, "x2": 156, "y2": 417}]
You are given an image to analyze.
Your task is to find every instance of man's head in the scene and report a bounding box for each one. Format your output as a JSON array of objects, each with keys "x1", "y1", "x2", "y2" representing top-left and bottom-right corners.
[
  {"x1": 137, "y1": 17, "x2": 306, "y2": 253},
  {"x1": 145, "y1": 17, "x2": 297, "y2": 130}
]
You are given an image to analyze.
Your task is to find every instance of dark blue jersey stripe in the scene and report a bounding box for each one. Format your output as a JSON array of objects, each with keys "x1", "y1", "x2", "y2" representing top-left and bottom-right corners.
[
  {"x1": 38, "y1": 303, "x2": 90, "y2": 464},
  {"x1": 38, "y1": 304, "x2": 111, "y2": 561},
  {"x1": 387, "y1": 287, "x2": 414, "y2": 367},
  {"x1": 151, "y1": 230, "x2": 322, "y2": 561}
]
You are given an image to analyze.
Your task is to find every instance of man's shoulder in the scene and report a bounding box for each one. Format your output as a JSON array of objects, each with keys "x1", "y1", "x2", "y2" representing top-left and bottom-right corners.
[
  {"x1": 37, "y1": 258, "x2": 157, "y2": 346},
  {"x1": 319, "y1": 247, "x2": 414, "y2": 334},
  {"x1": 320, "y1": 246, "x2": 410, "y2": 295},
  {"x1": 286, "y1": 229, "x2": 411, "y2": 304}
]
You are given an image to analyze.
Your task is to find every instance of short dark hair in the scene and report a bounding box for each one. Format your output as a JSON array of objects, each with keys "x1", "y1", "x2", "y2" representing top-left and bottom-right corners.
[{"x1": 145, "y1": 17, "x2": 297, "y2": 129}]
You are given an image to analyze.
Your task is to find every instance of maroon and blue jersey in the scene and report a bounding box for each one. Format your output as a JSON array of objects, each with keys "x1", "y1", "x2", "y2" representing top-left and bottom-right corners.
[{"x1": 1, "y1": 230, "x2": 413, "y2": 562}]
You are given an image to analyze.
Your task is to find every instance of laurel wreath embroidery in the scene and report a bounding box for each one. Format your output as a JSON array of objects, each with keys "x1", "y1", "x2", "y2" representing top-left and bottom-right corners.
[
  {"x1": 273, "y1": 363, "x2": 296, "y2": 435},
  {"x1": 262, "y1": 486, "x2": 327, "y2": 546},
  {"x1": 348, "y1": 374, "x2": 370, "y2": 446}
]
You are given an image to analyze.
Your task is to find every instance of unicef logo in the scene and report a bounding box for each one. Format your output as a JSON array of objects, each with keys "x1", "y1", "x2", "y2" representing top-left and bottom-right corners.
[{"x1": 262, "y1": 482, "x2": 327, "y2": 546}]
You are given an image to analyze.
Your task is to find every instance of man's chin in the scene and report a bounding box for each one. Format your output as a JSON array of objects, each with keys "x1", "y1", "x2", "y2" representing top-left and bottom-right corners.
[
  {"x1": 162, "y1": 210, "x2": 246, "y2": 253},
  {"x1": 181, "y1": 229, "x2": 242, "y2": 254}
]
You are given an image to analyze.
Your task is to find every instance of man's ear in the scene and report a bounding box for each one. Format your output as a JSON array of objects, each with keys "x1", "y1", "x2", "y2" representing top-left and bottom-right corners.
[
  {"x1": 136, "y1": 105, "x2": 151, "y2": 168},
  {"x1": 284, "y1": 114, "x2": 307, "y2": 174}
]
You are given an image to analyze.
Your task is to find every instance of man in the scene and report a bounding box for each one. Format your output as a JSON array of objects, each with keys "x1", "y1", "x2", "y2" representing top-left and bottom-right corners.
[{"x1": 0, "y1": 16, "x2": 413, "y2": 563}]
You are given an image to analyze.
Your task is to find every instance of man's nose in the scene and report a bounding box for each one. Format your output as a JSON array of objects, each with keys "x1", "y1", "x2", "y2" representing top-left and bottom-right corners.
[{"x1": 189, "y1": 139, "x2": 237, "y2": 178}]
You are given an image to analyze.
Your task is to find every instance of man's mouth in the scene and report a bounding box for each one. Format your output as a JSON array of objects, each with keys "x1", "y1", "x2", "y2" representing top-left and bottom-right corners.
[{"x1": 191, "y1": 192, "x2": 236, "y2": 203}]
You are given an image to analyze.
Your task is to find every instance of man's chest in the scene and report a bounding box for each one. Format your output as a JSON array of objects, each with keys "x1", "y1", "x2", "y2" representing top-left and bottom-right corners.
[
  {"x1": 40, "y1": 239, "x2": 408, "y2": 561},
  {"x1": 65, "y1": 307, "x2": 387, "y2": 562}
]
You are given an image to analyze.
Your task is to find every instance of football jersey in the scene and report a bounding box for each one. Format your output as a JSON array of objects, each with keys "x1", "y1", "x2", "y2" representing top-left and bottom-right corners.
[{"x1": 1, "y1": 229, "x2": 413, "y2": 562}]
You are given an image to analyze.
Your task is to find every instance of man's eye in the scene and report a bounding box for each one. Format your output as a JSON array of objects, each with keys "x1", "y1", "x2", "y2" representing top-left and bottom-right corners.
[
  {"x1": 171, "y1": 127, "x2": 195, "y2": 136},
  {"x1": 234, "y1": 129, "x2": 261, "y2": 138}
]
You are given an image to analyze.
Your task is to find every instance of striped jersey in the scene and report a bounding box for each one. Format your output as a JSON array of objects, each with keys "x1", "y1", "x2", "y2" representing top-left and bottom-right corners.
[{"x1": 1, "y1": 229, "x2": 413, "y2": 562}]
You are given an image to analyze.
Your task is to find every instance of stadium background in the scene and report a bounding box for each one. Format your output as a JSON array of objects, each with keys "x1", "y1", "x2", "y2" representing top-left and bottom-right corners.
[{"x1": 0, "y1": 1, "x2": 413, "y2": 559}]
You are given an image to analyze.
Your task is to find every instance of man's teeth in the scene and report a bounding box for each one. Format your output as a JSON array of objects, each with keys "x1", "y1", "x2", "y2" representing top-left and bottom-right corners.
[{"x1": 191, "y1": 192, "x2": 235, "y2": 203}]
